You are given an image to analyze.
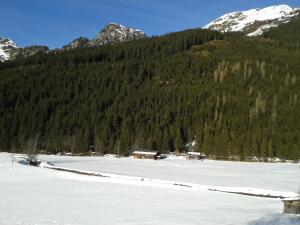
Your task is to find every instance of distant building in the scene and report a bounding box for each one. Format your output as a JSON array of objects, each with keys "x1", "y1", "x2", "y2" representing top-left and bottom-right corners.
[
  {"x1": 132, "y1": 151, "x2": 161, "y2": 160},
  {"x1": 187, "y1": 152, "x2": 206, "y2": 160},
  {"x1": 282, "y1": 197, "x2": 300, "y2": 214},
  {"x1": 26, "y1": 155, "x2": 41, "y2": 167},
  {"x1": 89, "y1": 151, "x2": 101, "y2": 156}
]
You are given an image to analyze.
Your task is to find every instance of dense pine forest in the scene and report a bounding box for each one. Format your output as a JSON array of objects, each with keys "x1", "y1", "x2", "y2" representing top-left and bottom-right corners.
[{"x1": 0, "y1": 16, "x2": 299, "y2": 160}]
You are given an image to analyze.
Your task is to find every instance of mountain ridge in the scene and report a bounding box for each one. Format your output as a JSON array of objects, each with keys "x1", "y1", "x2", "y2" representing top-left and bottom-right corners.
[
  {"x1": 1, "y1": 23, "x2": 147, "y2": 61},
  {"x1": 1, "y1": 5, "x2": 300, "y2": 62},
  {"x1": 0, "y1": 38, "x2": 49, "y2": 62}
]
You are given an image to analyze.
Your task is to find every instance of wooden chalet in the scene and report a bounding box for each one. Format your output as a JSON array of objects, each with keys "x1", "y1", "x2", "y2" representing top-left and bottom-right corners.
[
  {"x1": 282, "y1": 197, "x2": 300, "y2": 214},
  {"x1": 132, "y1": 150, "x2": 161, "y2": 160},
  {"x1": 26, "y1": 156, "x2": 41, "y2": 167},
  {"x1": 187, "y1": 152, "x2": 206, "y2": 160}
]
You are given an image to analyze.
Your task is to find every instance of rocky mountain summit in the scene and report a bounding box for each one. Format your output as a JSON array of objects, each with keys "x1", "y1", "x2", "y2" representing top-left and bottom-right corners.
[
  {"x1": 88, "y1": 23, "x2": 146, "y2": 47},
  {"x1": 204, "y1": 5, "x2": 300, "y2": 36},
  {"x1": 63, "y1": 23, "x2": 146, "y2": 50},
  {"x1": 62, "y1": 37, "x2": 90, "y2": 50}
]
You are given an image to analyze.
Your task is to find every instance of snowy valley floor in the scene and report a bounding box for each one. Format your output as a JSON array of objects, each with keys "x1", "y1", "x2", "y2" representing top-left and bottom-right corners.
[{"x1": 0, "y1": 153, "x2": 299, "y2": 225}]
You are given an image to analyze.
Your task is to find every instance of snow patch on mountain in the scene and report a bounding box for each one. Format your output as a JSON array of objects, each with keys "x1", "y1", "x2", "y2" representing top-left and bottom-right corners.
[
  {"x1": 0, "y1": 48, "x2": 8, "y2": 62},
  {"x1": 204, "y1": 5, "x2": 300, "y2": 36}
]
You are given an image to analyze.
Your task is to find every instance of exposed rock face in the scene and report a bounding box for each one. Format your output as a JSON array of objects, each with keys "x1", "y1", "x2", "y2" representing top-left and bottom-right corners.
[
  {"x1": 0, "y1": 38, "x2": 18, "y2": 62},
  {"x1": 204, "y1": 5, "x2": 300, "y2": 36},
  {"x1": 62, "y1": 37, "x2": 90, "y2": 50},
  {"x1": 16, "y1": 46, "x2": 49, "y2": 59},
  {"x1": 88, "y1": 23, "x2": 146, "y2": 47}
]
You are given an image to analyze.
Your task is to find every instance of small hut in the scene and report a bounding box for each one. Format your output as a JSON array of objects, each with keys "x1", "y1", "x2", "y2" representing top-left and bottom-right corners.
[
  {"x1": 282, "y1": 197, "x2": 300, "y2": 214},
  {"x1": 132, "y1": 151, "x2": 161, "y2": 160},
  {"x1": 187, "y1": 152, "x2": 206, "y2": 160},
  {"x1": 26, "y1": 155, "x2": 41, "y2": 167}
]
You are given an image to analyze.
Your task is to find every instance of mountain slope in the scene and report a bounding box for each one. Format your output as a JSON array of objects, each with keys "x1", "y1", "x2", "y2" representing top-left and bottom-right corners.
[
  {"x1": 0, "y1": 23, "x2": 299, "y2": 160},
  {"x1": 264, "y1": 13, "x2": 300, "y2": 44},
  {"x1": 0, "y1": 17, "x2": 299, "y2": 160},
  {"x1": 204, "y1": 5, "x2": 300, "y2": 36}
]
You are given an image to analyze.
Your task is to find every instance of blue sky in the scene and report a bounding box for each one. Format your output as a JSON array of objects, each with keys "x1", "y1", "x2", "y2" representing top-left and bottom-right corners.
[{"x1": 0, "y1": 0, "x2": 299, "y2": 49}]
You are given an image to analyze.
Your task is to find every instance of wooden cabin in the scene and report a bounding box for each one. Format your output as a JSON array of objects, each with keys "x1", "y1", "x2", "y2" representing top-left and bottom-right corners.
[
  {"x1": 26, "y1": 156, "x2": 41, "y2": 167},
  {"x1": 187, "y1": 152, "x2": 206, "y2": 160},
  {"x1": 282, "y1": 197, "x2": 300, "y2": 214},
  {"x1": 132, "y1": 151, "x2": 161, "y2": 160}
]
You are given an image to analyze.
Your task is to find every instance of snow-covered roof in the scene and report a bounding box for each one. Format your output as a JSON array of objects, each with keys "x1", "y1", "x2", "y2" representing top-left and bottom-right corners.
[
  {"x1": 188, "y1": 152, "x2": 202, "y2": 156},
  {"x1": 133, "y1": 151, "x2": 158, "y2": 155},
  {"x1": 282, "y1": 197, "x2": 300, "y2": 201}
]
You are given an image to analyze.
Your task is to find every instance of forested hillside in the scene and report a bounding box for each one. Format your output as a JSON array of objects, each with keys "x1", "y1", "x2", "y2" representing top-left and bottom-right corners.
[{"x1": 0, "y1": 17, "x2": 299, "y2": 160}]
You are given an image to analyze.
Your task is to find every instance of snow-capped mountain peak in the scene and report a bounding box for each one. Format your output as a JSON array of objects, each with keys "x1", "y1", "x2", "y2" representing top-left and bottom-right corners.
[
  {"x1": 0, "y1": 38, "x2": 18, "y2": 62},
  {"x1": 204, "y1": 4, "x2": 300, "y2": 36}
]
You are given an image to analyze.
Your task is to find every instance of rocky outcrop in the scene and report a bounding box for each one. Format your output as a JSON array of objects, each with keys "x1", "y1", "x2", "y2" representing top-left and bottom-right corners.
[
  {"x1": 62, "y1": 37, "x2": 90, "y2": 50},
  {"x1": 16, "y1": 46, "x2": 49, "y2": 59}
]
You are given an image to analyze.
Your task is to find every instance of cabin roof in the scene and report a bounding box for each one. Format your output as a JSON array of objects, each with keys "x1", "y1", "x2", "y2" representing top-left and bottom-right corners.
[
  {"x1": 282, "y1": 196, "x2": 300, "y2": 201},
  {"x1": 133, "y1": 151, "x2": 159, "y2": 155},
  {"x1": 187, "y1": 152, "x2": 202, "y2": 156}
]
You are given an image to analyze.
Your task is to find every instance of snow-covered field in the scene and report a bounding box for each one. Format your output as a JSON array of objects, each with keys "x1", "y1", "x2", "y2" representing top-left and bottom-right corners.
[{"x1": 0, "y1": 153, "x2": 299, "y2": 225}]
